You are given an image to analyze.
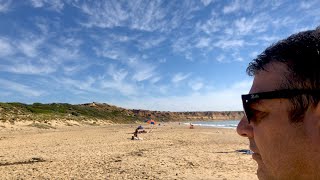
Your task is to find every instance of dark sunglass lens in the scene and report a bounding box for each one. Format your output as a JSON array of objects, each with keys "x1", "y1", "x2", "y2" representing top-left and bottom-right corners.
[{"x1": 243, "y1": 103, "x2": 252, "y2": 123}]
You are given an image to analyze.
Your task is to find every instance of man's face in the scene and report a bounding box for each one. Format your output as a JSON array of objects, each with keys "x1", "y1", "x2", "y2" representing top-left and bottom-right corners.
[{"x1": 237, "y1": 62, "x2": 320, "y2": 179}]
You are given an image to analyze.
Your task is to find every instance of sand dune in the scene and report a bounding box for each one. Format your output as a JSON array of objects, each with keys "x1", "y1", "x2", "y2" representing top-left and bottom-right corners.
[{"x1": 0, "y1": 122, "x2": 257, "y2": 179}]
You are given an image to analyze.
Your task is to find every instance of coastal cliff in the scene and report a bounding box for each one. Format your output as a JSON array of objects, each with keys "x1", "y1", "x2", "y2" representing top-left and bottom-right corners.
[{"x1": 0, "y1": 102, "x2": 243, "y2": 124}]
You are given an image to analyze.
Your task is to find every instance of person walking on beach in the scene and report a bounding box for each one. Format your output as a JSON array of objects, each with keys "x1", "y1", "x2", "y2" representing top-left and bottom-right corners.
[{"x1": 237, "y1": 26, "x2": 320, "y2": 179}]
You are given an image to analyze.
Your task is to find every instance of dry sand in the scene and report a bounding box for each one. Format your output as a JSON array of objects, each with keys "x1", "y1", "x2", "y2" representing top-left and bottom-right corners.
[{"x1": 0, "y1": 121, "x2": 257, "y2": 179}]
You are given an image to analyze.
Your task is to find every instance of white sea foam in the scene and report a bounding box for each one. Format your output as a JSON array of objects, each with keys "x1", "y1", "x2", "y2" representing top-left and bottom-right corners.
[{"x1": 184, "y1": 120, "x2": 240, "y2": 129}]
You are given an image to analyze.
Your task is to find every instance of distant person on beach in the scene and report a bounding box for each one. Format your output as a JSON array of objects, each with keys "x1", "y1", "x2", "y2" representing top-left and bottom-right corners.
[
  {"x1": 131, "y1": 128, "x2": 139, "y2": 140},
  {"x1": 237, "y1": 27, "x2": 320, "y2": 179}
]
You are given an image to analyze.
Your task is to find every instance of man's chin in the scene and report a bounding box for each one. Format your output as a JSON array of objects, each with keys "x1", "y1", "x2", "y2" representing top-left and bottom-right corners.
[
  {"x1": 253, "y1": 155, "x2": 272, "y2": 179},
  {"x1": 256, "y1": 162, "x2": 274, "y2": 180},
  {"x1": 257, "y1": 167, "x2": 272, "y2": 180}
]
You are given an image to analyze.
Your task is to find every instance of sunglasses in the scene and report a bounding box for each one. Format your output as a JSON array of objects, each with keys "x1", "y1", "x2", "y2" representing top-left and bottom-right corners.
[{"x1": 242, "y1": 89, "x2": 320, "y2": 123}]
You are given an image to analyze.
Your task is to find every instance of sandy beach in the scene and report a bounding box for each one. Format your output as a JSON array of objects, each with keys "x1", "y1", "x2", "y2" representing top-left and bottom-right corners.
[{"x1": 0, "y1": 122, "x2": 257, "y2": 179}]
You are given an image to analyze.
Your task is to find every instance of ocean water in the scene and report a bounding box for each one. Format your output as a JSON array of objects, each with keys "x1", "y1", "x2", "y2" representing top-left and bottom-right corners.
[{"x1": 184, "y1": 120, "x2": 240, "y2": 129}]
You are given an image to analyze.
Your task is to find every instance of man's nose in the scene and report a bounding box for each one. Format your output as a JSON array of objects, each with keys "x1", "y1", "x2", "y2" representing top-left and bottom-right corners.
[{"x1": 237, "y1": 116, "x2": 253, "y2": 138}]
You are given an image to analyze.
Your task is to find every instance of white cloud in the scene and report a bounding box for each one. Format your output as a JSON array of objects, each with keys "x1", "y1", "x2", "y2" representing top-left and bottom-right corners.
[
  {"x1": 172, "y1": 73, "x2": 191, "y2": 83},
  {"x1": 96, "y1": 49, "x2": 121, "y2": 60},
  {"x1": 0, "y1": 37, "x2": 14, "y2": 56},
  {"x1": 130, "y1": 61, "x2": 156, "y2": 82},
  {"x1": 223, "y1": 0, "x2": 254, "y2": 14},
  {"x1": 59, "y1": 37, "x2": 83, "y2": 47},
  {"x1": 171, "y1": 36, "x2": 192, "y2": 54},
  {"x1": 76, "y1": 1, "x2": 200, "y2": 32},
  {"x1": 118, "y1": 79, "x2": 252, "y2": 111},
  {"x1": 0, "y1": 63, "x2": 56, "y2": 74},
  {"x1": 107, "y1": 65, "x2": 128, "y2": 82},
  {"x1": 30, "y1": 0, "x2": 64, "y2": 12},
  {"x1": 137, "y1": 36, "x2": 166, "y2": 49},
  {"x1": 50, "y1": 46, "x2": 80, "y2": 61},
  {"x1": 0, "y1": 0, "x2": 11, "y2": 13},
  {"x1": 0, "y1": 78, "x2": 44, "y2": 97},
  {"x1": 197, "y1": 16, "x2": 226, "y2": 34},
  {"x1": 59, "y1": 77, "x2": 96, "y2": 92},
  {"x1": 216, "y1": 54, "x2": 225, "y2": 62},
  {"x1": 99, "y1": 64, "x2": 138, "y2": 96},
  {"x1": 201, "y1": 0, "x2": 214, "y2": 6},
  {"x1": 232, "y1": 51, "x2": 244, "y2": 62},
  {"x1": 17, "y1": 37, "x2": 45, "y2": 58},
  {"x1": 79, "y1": 1, "x2": 128, "y2": 28},
  {"x1": 30, "y1": 0, "x2": 44, "y2": 7},
  {"x1": 93, "y1": 40, "x2": 124, "y2": 60},
  {"x1": 62, "y1": 64, "x2": 89, "y2": 75},
  {"x1": 223, "y1": 15, "x2": 269, "y2": 37},
  {"x1": 249, "y1": 51, "x2": 259, "y2": 58},
  {"x1": 132, "y1": 68, "x2": 156, "y2": 82},
  {"x1": 195, "y1": 37, "x2": 211, "y2": 48},
  {"x1": 257, "y1": 35, "x2": 280, "y2": 43},
  {"x1": 101, "y1": 80, "x2": 137, "y2": 96},
  {"x1": 188, "y1": 79, "x2": 204, "y2": 91},
  {"x1": 214, "y1": 39, "x2": 244, "y2": 49},
  {"x1": 233, "y1": 17, "x2": 267, "y2": 35},
  {"x1": 271, "y1": 16, "x2": 296, "y2": 30},
  {"x1": 223, "y1": 0, "x2": 241, "y2": 14},
  {"x1": 150, "y1": 76, "x2": 161, "y2": 84}
]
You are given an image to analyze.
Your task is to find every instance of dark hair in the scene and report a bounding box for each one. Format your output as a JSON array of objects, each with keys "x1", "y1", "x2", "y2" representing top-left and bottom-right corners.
[{"x1": 247, "y1": 26, "x2": 320, "y2": 122}]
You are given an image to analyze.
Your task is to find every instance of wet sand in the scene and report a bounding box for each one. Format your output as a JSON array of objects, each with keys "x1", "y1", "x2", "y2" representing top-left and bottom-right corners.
[{"x1": 0, "y1": 122, "x2": 257, "y2": 179}]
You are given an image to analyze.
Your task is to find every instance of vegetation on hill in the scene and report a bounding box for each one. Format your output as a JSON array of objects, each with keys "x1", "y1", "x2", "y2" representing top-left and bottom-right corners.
[
  {"x1": 0, "y1": 102, "x2": 137, "y2": 124},
  {"x1": 0, "y1": 102, "x2": 244, "y2": 124}
]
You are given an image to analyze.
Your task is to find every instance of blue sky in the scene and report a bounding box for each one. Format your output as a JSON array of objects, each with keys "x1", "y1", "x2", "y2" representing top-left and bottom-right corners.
[{"x1": 0, "y1": 0, "x2": 319, "y2": 111}]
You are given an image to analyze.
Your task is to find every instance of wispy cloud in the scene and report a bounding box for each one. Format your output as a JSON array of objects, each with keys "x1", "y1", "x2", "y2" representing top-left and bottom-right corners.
[
  {"x1": 0, "y1": 0, "x2": 11, "y2": 13},
  {"x1": 137, "y1": 36, "x2": 166, "y2": 49},
  {"x1": 30, "y1": 0, "x2": 64, "y2": 12},
  {"x1": 117, "y1": 79, "x2": 252, "y2": 111},
  {"x1": 17, "y1": 36, "x2": 45, "y2": 58},
  {"x1": 197, "y1": 15, "x2": 226, "y2": 34},
  {"x1": 59, "y1": 77, "x2": 96, "y2": 92},
  {"x1": 107, "y1": 64, "x2": 128, "y2": 82},
  {"x1": 96, "y1": 64, "x2": 138, "y2": 96},
  {"x1": 171, "y1": 36, "x2": 190, "y2": 52},
  {"x1": 101, "y1": 80, "x2": 137, "y2": 96},
  {"x1": 195, "y1": 37, "x2": 211, "y2": 48},
  {"x1": 213, "y1": 39, "x2": 244, "y2": 49},
  {"x1": 223, "y1": 0, "x2": 241, "y2": 14},
  {"x1": 75, "y1": 1, "x2": 202, "y2": 32},
  {"x1": 232, "y1": 16, "x2": 268, "y2": 35},
  {"x1": 0, "y1": 78, "x2": 44, "y2": 97},
  {"x1": 77, "y1": 1, "x2": 166, "y2": 32},
  {"x1": 93, "y1": 40, "x2": 124, "y2": 60},
  {"x1": 128, "y1": 57, "x2": 158, "y2": 82},
  {"x1": 150, "y1": 76, "x2": 161, "y2": 84},
  {"x1": 216, "y1": 54, "x2": 225, "y2": 62},
  {"x1": 257, "y1": 35, "x2": 281, "y2": 43},
  {"x1": 0, "y1": 62, "x2": 56, "y2": 74},
  {"x1": 201, "y1": 0, "x2": 214, "y2": 6},
  {"x1": 50, "y1": 46, "x2": 80, "y2": 61},
  {"x1": 223, "y1": 0, "x2": 254, "y2": 14},
  {"x1": 0, "y1": 37, "x2": 14, "y2": 56},
  {"x1": 172, "y1": 72, "x2": 191, "y2": 83},
  {"x1": 188, "y1": 79, "x2": 204, "y2": 91}
]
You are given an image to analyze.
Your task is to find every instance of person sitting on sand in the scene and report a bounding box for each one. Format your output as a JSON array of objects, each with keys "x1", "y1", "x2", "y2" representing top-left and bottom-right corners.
[
  {"x1": 131, "y1": 128, "x2": 143, "y2": 140},
  {"x1": 189, "y1": 123, "x2": 194, "y2": 129}
]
